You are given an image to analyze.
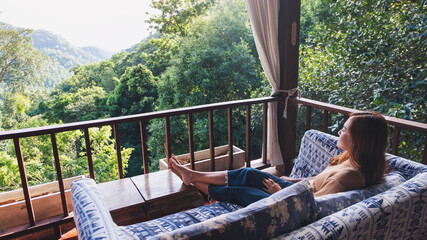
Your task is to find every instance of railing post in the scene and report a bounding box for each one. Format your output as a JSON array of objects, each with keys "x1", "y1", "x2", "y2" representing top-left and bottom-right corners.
[
  {"x1": 392, "y1": 126, "x2": 401, "y2": 156},
  {"x1": 262, "y1": 103, "x2": 268, "y2": 164},
  {"x1": 245, "y1": 105, "x2": 251, "y2": 167},
  {"x1": 165, "y1": 117, "x2": 171, "y2": 161},
  {"x1": 140, "y1": 121, "x2": 149, "y2": 174},
  {"x1": 187, "y1": 114, "x2": 196, "y2": 170},
  {"x1": 322, "y1": 110, "x2": 329, "y2": 133},
  {"x1": 423, "y1": 135, "x2": 427, "y2": 165},
  {"x1": 228, "y1": 107, "x2": 234, "y2": 170},
  {"x1": 305, "y1": 106, "x2": 312, "y2": 131},
  {"x1": 83, "y1": 128, "x2": 95, "y2": 179},
  {"x1": 50, "y1": 133, "x2": 68, "y2": 217},
  {"x1": 208, "y1": 110, "x2": 215, "y2": 171},
  {"x1": 113, "y1": 124, "x2": 124, "y2": 179},
  {"x1": 13, "y1": 138, "x2": 36, "y2": 226}
]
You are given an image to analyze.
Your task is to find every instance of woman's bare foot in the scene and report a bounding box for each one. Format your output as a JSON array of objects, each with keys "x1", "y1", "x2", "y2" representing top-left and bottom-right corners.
[
  {"x1": 170, "y1": 158, "x2": 193, "y2": 185},
  {"x1": 169, "y1": 155, "x2": 182, "y2": 179}
]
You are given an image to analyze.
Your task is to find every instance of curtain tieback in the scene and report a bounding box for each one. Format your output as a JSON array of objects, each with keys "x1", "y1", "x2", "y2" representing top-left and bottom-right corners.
[{"x1": 272, "y1": 88, "x2": 301, "y2": 118}]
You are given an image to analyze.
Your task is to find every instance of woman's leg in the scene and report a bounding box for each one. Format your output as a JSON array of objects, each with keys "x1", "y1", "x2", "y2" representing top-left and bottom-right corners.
[
  {"x1": 228, "y1": 168, "x2": 294, "y2": 189},
  {"x1": 170, "y1": 157, "x2": 227, "y2": 186},
  {"x1": 208, "y1": 185, "x2": 270, "y2": 207}
]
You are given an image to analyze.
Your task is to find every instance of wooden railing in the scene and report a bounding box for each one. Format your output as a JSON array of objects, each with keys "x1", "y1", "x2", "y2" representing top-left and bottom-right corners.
[
  {"x1": 0, "y1": 96, "x2": 279, "y2": 238},
  {"x1": 291, "y1": 97, "x2": 427, "y2": 164},
  {"x1": 1, "y1": 96, "x2": 426, "y2": 239}
]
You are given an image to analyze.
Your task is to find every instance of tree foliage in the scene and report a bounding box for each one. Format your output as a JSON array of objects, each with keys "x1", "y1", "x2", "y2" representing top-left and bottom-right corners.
[
  {"x1": 0, "y1": 23, "x2": 47, "y2": 91},
  {"x1": 147, "y1": 0, "x2": 215, "y2": 37},
  {"x1": 146, "y1": 0, "x2": 266, "y2": 170},
  {"x1": 299, "y1": 0, "x2": 426, "y2": 160}
]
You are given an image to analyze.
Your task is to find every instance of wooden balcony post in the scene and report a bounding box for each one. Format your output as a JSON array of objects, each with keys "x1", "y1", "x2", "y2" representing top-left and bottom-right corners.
[
  {"x1": 245, "y1": 105, "x2": 251, "y2": 167},
  {"x1": 139, "y1": 121, "x2": 149, "y2": 174},
  {"x1": 278, "y1": 0, "x2": 301, "y2": 175},
  {"x1": 113, "y1": 124, "x2": 124, "y2": 179},
  {"x1": 423, "y1": 135, "x2": 427, "y2": 165},
  {"x1": 392, "y1": 126, "x2": 401, "y2": 156},
  {"x1": 262, "y1": 103, "x2": 268, "y2": 164},
  {"x1": 187, "y1": 113, "x2": 196, "y2": 170},
  {"x1": 322, "y1": 110, "x2": 329, "y2": 133},
  {"x1": 208, "y1": 110, "x2": 215, "y2": 171},
  {"x1": 83, "y1": 128, "x2": 95, "y2": 179},
  {"x1": 227, "y1": 108, "x2": 234, "y2": 170},
  {"x1": 165, "y1": 117, "x2": 171, "y2": 160},
  {"x1": 13, "y1": 138, "x2": 36, "y2": 226},
  {"x1": 50, "y1": 133, "x2": 68, "y2": 217}
]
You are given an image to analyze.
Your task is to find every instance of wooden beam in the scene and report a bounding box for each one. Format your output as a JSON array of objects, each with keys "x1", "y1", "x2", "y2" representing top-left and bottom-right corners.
[
  {"x1": 113, "y1": 124, "x2": 124, "y2": 179},
  {"x1": 227, "y1": 108, "x2": 234, "y2": 170},
  {"x1": 187, "y1": 113, "x2": 196, "y2": 170},
  {"x1": 208, "y1": 110, "x2": 215, "y2": 171},
  {"x1": 13, "y1": 138, "x2": 35, "y2": 226},
  {"x1": 83, "y1": 128, "x2": 95, "y2": 179},
  {"x1": 245, "y1": 105, "x2": 251, "y2": 167},
  {"x1": 139, "y1": 121, "x2": 149, "y2": 174},
  {"x1": 278, "y1": 0, "x2": 301, "y2": 175}
]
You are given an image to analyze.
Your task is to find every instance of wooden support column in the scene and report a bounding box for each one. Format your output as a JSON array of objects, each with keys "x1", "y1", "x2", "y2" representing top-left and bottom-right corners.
[{"x1": 277, "y1": 0, "x2": 301, "y2": 175}]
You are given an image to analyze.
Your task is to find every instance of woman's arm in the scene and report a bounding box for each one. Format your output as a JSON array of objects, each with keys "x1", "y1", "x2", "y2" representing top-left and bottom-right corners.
[{"x1": 280, "y1": 176, "x2": 314, "y2": 182}]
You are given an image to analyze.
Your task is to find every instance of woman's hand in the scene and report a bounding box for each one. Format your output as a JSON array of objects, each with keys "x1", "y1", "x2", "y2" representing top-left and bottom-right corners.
[
  {"x1": 262, "y1": 178, "x2": 282, "y2": 194},
  {"x1": 280, "y1": 176, "x2": 305, "y2": 183}
]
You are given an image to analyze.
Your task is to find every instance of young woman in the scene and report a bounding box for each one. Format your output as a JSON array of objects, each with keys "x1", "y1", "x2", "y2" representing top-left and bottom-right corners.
[{"x1": 169, "y1": 111, "x2": 388, "y2": 206}]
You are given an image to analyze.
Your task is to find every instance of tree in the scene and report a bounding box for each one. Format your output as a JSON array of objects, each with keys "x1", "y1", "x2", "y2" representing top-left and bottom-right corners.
[
  {"x1": 299, "y1": 0, "x2": 426, "y2": 161},
  {"x1": 147, "y1": 0, "x2": 267, "y2": 170},
  {"x1": 0, "y1": 23, "x2": 47, "y2": 91},
  {"x1": 40, "y1": 86, "x2": 108, "y2": 123},
  {"x1": 107, "y1": 64, "x2": 159, "y2": 176},
  {"x1": 147, "y1": 0, "x2": 215, "y2": 37},
  {"x1": 108, "y1": 64, "x2": 158, "y2": 116}
]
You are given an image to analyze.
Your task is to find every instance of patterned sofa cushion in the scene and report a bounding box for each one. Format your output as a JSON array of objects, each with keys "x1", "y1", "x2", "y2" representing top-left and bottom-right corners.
[
  {"x1": 71, "y1": 178, "x2": 120, "y2": 240},
  {"x1": 274, "y1": 172, "x2": 427, "y2": 240},
  {"x1": 290, "y1": 130, "x2": 343, "y2": 179},
  {"x1": 151, "y1": 180, "x2": 317, "y2": 240},
  {"x1": 291, "y1": 130, "x2": 427, "y2": 180},
  {"x1": 118, "y1": 202, "x2": 242, "y2": 239},
  {"x1": 314, "y1": 171, "x2": 407, "y2": 219}
]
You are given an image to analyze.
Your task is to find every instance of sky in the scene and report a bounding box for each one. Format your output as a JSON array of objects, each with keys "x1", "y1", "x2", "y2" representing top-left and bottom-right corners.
[{"x1": 0, "y1": 0, "x2": 156, "y2": 53}]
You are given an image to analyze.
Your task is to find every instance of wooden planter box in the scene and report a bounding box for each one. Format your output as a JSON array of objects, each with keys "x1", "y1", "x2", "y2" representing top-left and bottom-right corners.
[
  {"x1": 0, "y1": 175, "x2": 83, "y2": 229},
  {"x1": 159, "y1": 145, "x2": 245, "y2": 171}
]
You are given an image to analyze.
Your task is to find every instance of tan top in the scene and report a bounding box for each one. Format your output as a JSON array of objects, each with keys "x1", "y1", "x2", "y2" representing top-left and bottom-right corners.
[{"x1": 309, "y1": 160, "x2": 365, "y2": 197}]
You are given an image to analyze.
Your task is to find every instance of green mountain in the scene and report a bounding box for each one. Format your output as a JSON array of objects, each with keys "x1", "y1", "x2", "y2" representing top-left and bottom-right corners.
[
  {"x1": 32, "y1": 29, "x2": 113, "y2": 69},
  {"x1": 31, "y1": 29, "x2": 114, "y2": 88}
]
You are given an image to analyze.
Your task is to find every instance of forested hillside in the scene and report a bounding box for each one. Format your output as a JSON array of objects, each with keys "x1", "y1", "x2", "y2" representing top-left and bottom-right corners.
[
  {"x1": 0, "y1": 0, "x2": 425, "y2": 192},
  {"x1": 32, "y1": 29, "x2": 113, "y2": 88},
  {"x1": 32, "y1": 29, "x2": 113, "y2": 69}
]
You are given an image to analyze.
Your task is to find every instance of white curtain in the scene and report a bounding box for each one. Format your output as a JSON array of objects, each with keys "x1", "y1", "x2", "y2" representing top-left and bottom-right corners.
[{"x1": 245, "y1": 0, "x2": 283, "y2": 166}]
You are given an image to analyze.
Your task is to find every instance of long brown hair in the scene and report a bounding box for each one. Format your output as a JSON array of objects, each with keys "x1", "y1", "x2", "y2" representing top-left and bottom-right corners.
[{"x1": 331, "y1": 111, "x2": 388, "y2": 186}]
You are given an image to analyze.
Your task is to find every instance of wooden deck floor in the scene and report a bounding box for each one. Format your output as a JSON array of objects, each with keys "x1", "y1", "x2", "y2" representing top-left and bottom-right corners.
[{"x1": 99, "y1": 169, "x2": 204, "y2": 226}]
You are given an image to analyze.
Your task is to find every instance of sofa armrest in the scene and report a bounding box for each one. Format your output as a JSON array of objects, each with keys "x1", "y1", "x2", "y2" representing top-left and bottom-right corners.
[
  {"x1": 152, "y1": 180, "x2": 317, "y2": 240},
  {"x1": 280, "y1": 172, "x2": 427, "y2": 240},
  {"x1": 71, "y1": 178, "x2": 120, "y2": 240}
]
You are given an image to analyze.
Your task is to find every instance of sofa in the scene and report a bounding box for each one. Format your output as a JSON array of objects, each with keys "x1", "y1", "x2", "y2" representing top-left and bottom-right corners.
[{"x1": 71, "y1": 130, "x2": 427, "y2": 239}]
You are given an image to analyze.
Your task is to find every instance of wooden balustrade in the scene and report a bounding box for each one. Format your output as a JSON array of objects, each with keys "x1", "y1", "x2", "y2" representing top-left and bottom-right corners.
[
  {"x1": 292, "y1": 97, "x2": 427, "y2": 164},
  {"x1": 0, "y1": 96, "x2": 279, "y2": 239},
  {"x1": 1, "y1": 96, "x2": 426, "y2": 239}
]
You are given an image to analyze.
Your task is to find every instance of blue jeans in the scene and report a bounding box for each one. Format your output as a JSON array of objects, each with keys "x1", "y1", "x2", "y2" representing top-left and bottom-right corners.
[{"x1": 208, "y1": 168, "x2": 294, "y2": 206}]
